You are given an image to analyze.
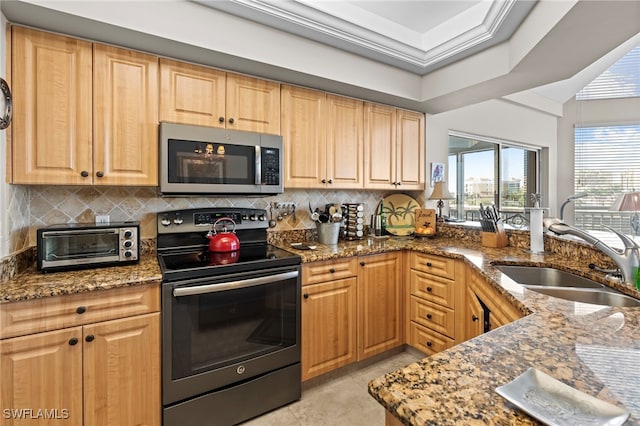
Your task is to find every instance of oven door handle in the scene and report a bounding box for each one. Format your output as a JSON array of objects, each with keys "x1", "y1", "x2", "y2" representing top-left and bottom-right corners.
[{"x1": 172, "y1": 270, "x2": 299, "y2": 297}]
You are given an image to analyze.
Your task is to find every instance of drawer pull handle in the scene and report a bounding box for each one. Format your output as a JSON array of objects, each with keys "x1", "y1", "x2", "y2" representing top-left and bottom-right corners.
[
  {"x1": 426, "y1": 286, "x2": 432, "y2": 292},
  {"x1": 425, "y1": 341, "x2": 432, "y2": 347},
  {"x1": 426, "y1": 313, "x2": 432, "y2": 319},
  {"x1": 68, "y1": 337, "x2": 79, "y2": 346},
  {"x1": 303, "y1": 294, "x2": 309, "y2": 299},
  {"x1": 472, "y1": 315, "x2": 480, "y2": 322},
  {"x1": 360, "y1": 261, "x2": 365, "y2": 266},
  {"x1": 76, "y1": 306, "x2": 86, "y2": 314},
  {"x1": 329, "y1": 268, "x2": 336, "y2": 273},
  {"x1": 425, "y1": 262, "x2": 432, "y2": 267},
  {"x1": 85, "y1": 335, "x2": 95, "y2": 343}
]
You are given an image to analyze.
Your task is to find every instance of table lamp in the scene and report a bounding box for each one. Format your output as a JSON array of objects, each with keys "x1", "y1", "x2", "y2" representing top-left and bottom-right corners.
[
  {"x1": 428, "y1": 181, "x2": 454, "y2": 220},
  {"x1": 609, "y1": 191, "x2": 640, "y2": 236}
]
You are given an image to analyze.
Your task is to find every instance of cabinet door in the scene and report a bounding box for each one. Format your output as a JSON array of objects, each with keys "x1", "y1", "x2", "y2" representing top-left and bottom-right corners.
[
  {"x1": 11, "y1": 27, "x2": 92, "y2": 185},
  {"x1": 159, "y1": 58, "x2": 226, "y2": 128},
  {"x1": 0, "y1": 327, "x2": 83, "y2": 426},
  {"x1": 465, "y1": 286, "x2": 485, "y2": 340},
  {"x1": 326, "y1": 95, "x2": 364, "y2": 188},
  {"x1": 364, "y1": 103, "x2": 396, "y2": 189},
  {"x1": 396, "y1": 109, "x2": 425, "y2": 189},
  {"x1": 281, "y1": 85, "x2": 326, "y2": 188},
  {"x1": 83, "y1": 313, "x2": 160, "y2": 426},
  {"x1": 357, "y1": 252, "x2": 403, "y2": 360},
  {"x1": 226, "y1": 73, "x2": 280, "y2": 134},
  {"x1": 301, "y1": 278, "x2": 356, "y2": 381},
  {"x1": 93, "y1": 44, "x2": 159, "y2": 186}
]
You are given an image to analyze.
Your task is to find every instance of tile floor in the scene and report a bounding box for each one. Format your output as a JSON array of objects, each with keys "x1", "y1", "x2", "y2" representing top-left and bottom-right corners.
[{"x1": 242, "y1": 349, "x2": 424, "y2": 426}]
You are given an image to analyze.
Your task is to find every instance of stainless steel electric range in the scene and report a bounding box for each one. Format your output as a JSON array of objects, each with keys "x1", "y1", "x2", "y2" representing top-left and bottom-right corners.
[{"x1": 157, "y1": 208, "x2": 302, "y2": 426}]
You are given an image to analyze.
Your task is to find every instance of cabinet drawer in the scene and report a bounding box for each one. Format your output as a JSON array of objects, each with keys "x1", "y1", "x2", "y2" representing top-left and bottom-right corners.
[
  {"x1": 409, "y1": 296, "x2": 454, "y2": 338},
  {"x1": 409, "y1": 322, "x2": 454, "y2": 356},
  {"x1": 410, "y1": 270, "x2": 455, "y2": 309},
  {"x1": 0, "y1": 284, "x2": 160, "y2": 339},
  {"x1": 410, "y1": 252, "x2": 455, "y2": 279},
  {"x1": 302, "y1": 258, "x2": 359, "y2": 285}
]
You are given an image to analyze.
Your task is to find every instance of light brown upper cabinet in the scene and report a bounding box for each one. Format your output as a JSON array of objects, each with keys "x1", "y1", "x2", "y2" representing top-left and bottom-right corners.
[
  {"x1": 93, "y1": 44, "x2": 159, "y2": 186},
  {"x1": 11, "y1": 27, "x2": 93, "y2": 185},
  {"x1": 10, "y1": 27, "x2": 159, "y2": 186},
  {"x1": 364, "y1": 103, "x2": 425, "y2": 190},
  {"x1": 159, "y1": 59, "x2": 280, "y2": 135},
  {"x1": 282, "y1": 85, "x2": 363, "y2": 188}
]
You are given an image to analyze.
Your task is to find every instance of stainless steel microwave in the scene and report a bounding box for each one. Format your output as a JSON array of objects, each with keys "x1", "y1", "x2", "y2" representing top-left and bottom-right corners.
[
  {"x1": 159, "y1": 122, "x2": 284, "y2": 196},
  {"x1": 37, "y1": 222, "x2": 140, "y2": 272}
]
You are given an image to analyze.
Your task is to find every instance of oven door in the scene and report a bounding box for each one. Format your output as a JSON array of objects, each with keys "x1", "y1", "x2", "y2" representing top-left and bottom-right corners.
[{"x1": 162, "y1": 265, "x2": 301, "y2": 405}]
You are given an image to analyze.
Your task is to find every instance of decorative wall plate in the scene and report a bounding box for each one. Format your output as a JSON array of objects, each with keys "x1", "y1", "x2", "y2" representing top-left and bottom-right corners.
[
  {"x1": 0, "y1": 78, "x2": 12, "y2": 130},
  {"x1": 380, "y1": 194, "x2": 420, "y2": 236}
]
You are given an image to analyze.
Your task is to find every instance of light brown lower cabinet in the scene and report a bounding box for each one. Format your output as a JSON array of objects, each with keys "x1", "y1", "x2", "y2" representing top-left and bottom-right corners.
[
  {"x1": 301, "y1": 252, "x2": 403, "y2": 380},
  {"x1": 0, "y1": 285, "x2": 161, "y2": 426}
]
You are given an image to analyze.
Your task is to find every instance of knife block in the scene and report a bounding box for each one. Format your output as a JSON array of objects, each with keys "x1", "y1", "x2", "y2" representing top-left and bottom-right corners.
[{"x1": 482, "y1": 229, "x2": 508, "y2": 248}]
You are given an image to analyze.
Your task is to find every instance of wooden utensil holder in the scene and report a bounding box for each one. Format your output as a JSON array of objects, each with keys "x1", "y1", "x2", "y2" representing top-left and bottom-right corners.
[{"x1": 482, "y1": 229, "x2": 508, "y2": 248}]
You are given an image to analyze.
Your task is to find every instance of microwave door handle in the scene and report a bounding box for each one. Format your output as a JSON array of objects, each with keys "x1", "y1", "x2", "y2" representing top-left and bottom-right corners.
[
  {"x1": 172, "y1": 270, "x2": 299, "y2": 297},
  {"x1": 255, "y1": 145, "x2": 261, "y2": 185}
]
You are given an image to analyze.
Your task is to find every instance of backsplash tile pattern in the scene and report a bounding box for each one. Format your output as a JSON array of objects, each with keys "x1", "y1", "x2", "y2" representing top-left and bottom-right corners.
[
  {"x1": 27, "y1": 186, "x2": 426, "y2": 244},
  {"x1": 6, "y1": 185, "x2": 29, "y2": 256}
]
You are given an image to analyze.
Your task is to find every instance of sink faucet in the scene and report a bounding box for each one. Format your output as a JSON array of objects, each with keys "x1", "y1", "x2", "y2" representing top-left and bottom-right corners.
[{"x1": 547, "y1": 222, "x2": 640, "y2": 286}]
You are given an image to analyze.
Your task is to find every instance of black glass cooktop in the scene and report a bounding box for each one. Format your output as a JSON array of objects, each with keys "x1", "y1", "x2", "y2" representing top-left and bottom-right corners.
[{"x1": 158, "y1": 244, "x2": 301, "y2": 282}]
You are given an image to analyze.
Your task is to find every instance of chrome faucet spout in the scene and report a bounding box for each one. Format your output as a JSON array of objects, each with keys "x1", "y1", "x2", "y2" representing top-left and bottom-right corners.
[{"x1": 548, "y1": 222, "x2": 639, "y2": 286}]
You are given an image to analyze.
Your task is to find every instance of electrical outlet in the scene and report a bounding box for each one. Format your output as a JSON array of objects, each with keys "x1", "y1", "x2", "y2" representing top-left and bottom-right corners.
[{"x1": 95, "y1": 215, "x2": 110, "y2": 224}]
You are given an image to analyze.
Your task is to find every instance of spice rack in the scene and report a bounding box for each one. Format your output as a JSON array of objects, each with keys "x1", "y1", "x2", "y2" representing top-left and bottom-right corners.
[{"x1": 342, "y1": 203, "x2": 365, "y2": 240}]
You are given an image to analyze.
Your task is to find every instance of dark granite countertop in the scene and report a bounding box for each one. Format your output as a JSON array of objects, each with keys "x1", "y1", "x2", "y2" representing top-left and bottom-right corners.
[
  {"x1": 0, "y1": 253, "x2": 162, "y2": 303},
  {"x1": 281, "y1": 235, "x2": 640, "y2": 425}
]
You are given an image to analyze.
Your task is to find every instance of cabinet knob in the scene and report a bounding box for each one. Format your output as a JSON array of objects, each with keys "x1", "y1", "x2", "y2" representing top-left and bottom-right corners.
[
  {"x1": 321, "y1": 179, "x2": 327, "y2": 184},
  {"x1": 360, "y1": 261, "x2": 365, "y2": 267},
  {"x1": 303, "y1": 294, "x2": 309, "y2": 299},
  {"x1": 425, "y1": 262, "x2": 432, "y2": 267},
  {"x1": 329, "y1": 268, "x2": 336, "y2": 273},
  {"x1": 472, "y1": 315, "x2": 480, "y2": 322},
  {"x1": 218, "y1": 116, "x2": 225, "y2": 123},
  {"x1": 426, "y1": 313, "x2": 432, "y2": 319},
  {"x1": 68, "y1": 337, "x2": 79, "y2": 346},
  {"x1": 397, "y1": 181, "x2": 402, "y2": 186},
  {"x1": 85, "y1": 335, "x2": 95, "y2": 342},
  {"x1": 76, "y1": 306, "x2": 86, "y2": 314},
  {"x1": 228, "y1": 118, "x2": 235, "y2": 124},
  {"x1": 328, "y1": 179, "x2": 333, "y2": 184},
  {"x1": 425, "y1": 341, "x2": 432, "y2": 347},
  {"x1": 80, "y1": 170, "x2": 89, "y2": 178},
  {"x1": 426, "y1": 286, "x2": 432, "y2": 292},
  {"x1": 96, "y1": 171, "x2": 104, "y2": 178}
]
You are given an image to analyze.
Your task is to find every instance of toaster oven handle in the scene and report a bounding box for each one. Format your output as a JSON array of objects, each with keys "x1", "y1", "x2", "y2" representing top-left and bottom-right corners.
[
  {"x1": 255, "y1": 145, "x2": 261, "y2": 185},
  {"x1": 172, "y1": 270, "x2": 299, "y2": 297},
  {"x1": 41, "y1": 229, "x2": 120, "y2": 237}
]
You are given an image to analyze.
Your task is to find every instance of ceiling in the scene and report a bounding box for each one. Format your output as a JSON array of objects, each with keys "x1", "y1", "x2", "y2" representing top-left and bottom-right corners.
[{"x1": 198, "y1": 0, "x2": 537, "y2": 75}]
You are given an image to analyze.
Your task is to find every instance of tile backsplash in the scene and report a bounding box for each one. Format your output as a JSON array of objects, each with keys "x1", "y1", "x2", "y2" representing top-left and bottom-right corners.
[{"x1": 26, "y1": 186, "x2": 426, "y2": 246}]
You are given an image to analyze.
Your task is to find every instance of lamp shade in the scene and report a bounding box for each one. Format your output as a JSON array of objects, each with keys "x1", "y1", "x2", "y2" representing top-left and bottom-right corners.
[
  {"x1": 428, "y1": 181, "x2": 454, "y2": 200},
  {"x1": 609, "y1": 191, "x2": 640, "y2": 212}
]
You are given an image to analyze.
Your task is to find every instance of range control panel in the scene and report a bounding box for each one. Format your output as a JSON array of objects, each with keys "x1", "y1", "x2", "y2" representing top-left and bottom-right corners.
[{"x1": 157, "y1": 208, "x2": 268, "y2": 234}]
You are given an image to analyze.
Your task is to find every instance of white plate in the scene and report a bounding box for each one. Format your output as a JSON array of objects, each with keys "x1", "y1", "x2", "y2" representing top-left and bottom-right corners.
[
  {"x1": 380, "y1": 194, "x2": 420, "y2": 236},
  {"x1": 496, "y1": 368, "x2": 630, "y2": 426}
]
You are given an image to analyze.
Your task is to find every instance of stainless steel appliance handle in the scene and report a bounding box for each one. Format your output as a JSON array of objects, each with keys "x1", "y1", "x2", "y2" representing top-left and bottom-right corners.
[
  {"x1": 255, "y1": 145, "x2": 261, "y2": 185},
  {"x1": 173, "y1": 270, "x2": 298, "y2": 297},
  {"x1": 42, "y1": 229, "x2": 119, "y2": 237}
]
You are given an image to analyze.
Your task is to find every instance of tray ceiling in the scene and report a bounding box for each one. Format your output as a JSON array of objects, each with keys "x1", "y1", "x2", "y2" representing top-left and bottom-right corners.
[{"x1": 196, "y1": 0, "x2": 537, "y2": 75}]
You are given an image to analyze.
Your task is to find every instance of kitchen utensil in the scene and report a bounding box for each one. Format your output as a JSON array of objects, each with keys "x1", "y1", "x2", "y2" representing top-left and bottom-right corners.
[
  {"x1": 310, "y1": 211, "x2": 320, "y2": 222},
  {"x1": 268, "y1": 206, "x2": 276, "y2": 228},
  {"x1": 207, "y1": 217, "x2": 240, "y2": 252},
  {"x1": 331, "y1": 212, "x2": 343, "y2": 223}
]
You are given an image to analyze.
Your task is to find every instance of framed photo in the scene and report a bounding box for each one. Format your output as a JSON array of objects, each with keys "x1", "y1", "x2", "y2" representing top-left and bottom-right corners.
[{"x1": 431, "y1": 162, "x2": 445, "y2": 186}]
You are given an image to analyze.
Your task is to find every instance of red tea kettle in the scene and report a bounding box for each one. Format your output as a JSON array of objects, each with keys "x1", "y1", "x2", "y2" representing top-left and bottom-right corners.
[{"x1": 207, "y1": 217, "x2": 240, "y2": 253}]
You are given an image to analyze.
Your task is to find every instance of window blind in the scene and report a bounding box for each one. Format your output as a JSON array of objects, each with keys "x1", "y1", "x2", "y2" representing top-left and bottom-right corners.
[
  {"x1": 574, "y1": 125, "x2": 640, "y2": 210},
  {"x1": 576, "y1": 45, "x2": 640, "y2": 100}
]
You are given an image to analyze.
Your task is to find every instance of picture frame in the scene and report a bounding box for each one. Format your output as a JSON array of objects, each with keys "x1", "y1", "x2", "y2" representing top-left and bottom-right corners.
[{"x1": 431, "y1": 162, "x2": 445, "y2": 186}]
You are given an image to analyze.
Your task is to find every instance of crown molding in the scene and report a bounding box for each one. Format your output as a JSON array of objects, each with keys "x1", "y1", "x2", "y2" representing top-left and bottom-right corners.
[{"x1": 195, "y1": 0, "x2": 536, "y2": 75}]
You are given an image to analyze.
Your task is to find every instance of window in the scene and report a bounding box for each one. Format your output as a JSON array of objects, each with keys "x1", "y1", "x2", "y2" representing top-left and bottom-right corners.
[
  {"x1": 573, "y1": 43, "x2": 640, "y2": 236},
  {"x1": 448, "y1": 132, "x2": 539, "y2": 226}
]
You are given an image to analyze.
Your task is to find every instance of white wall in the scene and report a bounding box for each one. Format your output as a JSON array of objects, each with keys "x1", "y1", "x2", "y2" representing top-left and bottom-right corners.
[{"x1": 425, "y1": 98, "x2": 559, "y2": 214}]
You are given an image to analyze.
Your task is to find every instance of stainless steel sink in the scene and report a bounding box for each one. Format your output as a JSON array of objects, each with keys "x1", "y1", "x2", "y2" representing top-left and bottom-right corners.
[
  {"x1": 494, "y1": 265, "x2": 640, "y2": 307},
  {"x1": 494, "y1": 265, "x2": 604, "y2": 288},
  {"x1": 525, "y1": 287, "x2": 640, "y2": 307}
]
